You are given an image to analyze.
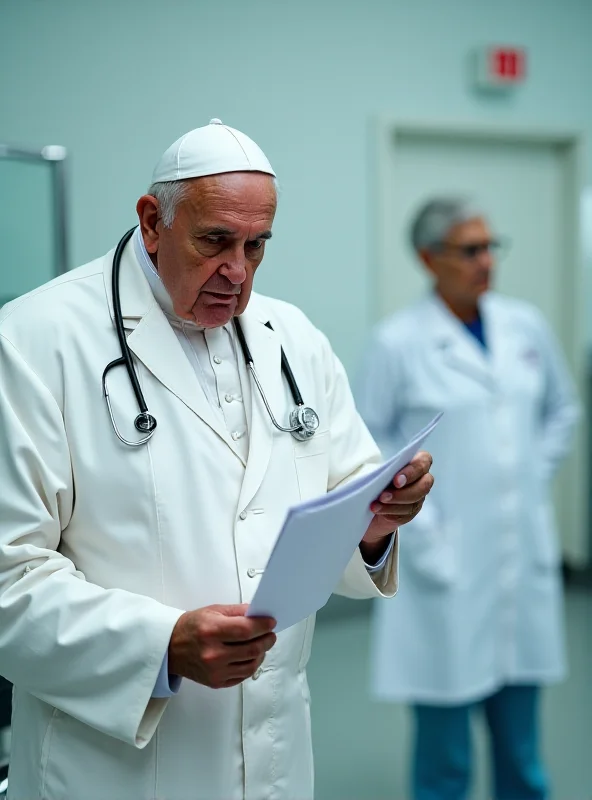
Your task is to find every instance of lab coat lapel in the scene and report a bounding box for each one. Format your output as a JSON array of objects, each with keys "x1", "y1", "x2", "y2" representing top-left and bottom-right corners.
[
  {"x1": 428, "y1": 294, "x2": 494, "y2": 390},
  {"x1": 102, "y1": 237, "x2": 234, "y2": 446},
  {"x1": 237, "y1": 303, "x2": 282, "y2": 512},
  {"x1": 481, "y1": 294, "x2": 512, "y2": 385}
]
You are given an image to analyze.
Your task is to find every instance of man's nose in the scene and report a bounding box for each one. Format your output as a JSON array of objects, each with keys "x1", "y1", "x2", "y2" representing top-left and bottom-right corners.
[
  {"x1": 219, "y1": 246, "x2": 247, "y2": 284},
  {"x1": 477, "y1": 249, "x2": 494, "y2": 271}
]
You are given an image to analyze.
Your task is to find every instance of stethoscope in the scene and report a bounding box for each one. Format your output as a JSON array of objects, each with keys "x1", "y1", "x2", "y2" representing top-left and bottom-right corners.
[{"x1": 102, "y1": 227, "x2": 320, "y2": 447}]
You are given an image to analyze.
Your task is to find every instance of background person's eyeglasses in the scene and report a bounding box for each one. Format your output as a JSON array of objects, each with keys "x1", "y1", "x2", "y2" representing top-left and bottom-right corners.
[{"x1": 433, "y1": 237, "x2": 510, "y2": 261}]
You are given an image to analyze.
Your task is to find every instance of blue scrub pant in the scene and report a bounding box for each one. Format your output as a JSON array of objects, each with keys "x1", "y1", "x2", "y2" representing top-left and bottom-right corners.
[{"x1": 412, "y1": 685, "x2": 548, "y2": 800}]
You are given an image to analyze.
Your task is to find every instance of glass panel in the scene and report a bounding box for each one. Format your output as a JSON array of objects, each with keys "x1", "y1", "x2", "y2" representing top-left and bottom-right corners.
[{"x1": 0, "y1": 158, "x2": 55, "y2": 306}]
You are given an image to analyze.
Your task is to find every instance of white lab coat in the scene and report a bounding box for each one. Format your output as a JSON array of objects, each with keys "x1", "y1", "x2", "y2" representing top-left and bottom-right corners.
[
  {"x1": 356, "y1": 293, "x2": 578, "y2": 705},
  {"x1": 0, "y1": 241, "x2": 398, "y2": 800}
]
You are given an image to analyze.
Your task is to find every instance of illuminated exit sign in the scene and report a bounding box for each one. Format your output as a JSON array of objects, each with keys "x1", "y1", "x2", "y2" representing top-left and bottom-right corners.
[{"x1": 475, "y1": 46, "x2": 527, "y2": 89}]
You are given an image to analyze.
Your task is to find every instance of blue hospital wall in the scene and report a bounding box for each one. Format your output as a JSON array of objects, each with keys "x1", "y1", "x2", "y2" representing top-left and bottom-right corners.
[{"x1": 1, "y1": 0, "x2": 592, "y2": 373}]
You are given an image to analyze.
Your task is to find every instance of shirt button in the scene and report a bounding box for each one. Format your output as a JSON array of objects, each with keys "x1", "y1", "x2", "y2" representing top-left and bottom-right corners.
[
  {"x1": 252, "y1": 668, "x2": 262, "y2": 680},
  {"x1": 225, "y1": 393, "x2": 233, "y2": 403},
  {"x1": 213, "y1": 356, "x2": 222, "y2": 365},
  {"x1": 247, "y1": 568, "x2": 257, "y2": 578},
  {"x1": 239, "y1": 511, "x2": 247, "y2": 521},
  {"x1": 231, "y1": 431, "x2": 243, "y2": 441}
]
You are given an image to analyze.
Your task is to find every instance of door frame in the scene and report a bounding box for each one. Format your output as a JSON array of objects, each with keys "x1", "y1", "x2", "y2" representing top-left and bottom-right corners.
[{"x1": 372, "y1": 118, "x2": 589, "y2": 565}]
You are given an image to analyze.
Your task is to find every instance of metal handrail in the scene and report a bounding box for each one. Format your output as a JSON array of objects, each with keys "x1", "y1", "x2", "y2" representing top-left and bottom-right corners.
[{"x1": 0, "y1": 143, "x2": 70, "y2": 276}]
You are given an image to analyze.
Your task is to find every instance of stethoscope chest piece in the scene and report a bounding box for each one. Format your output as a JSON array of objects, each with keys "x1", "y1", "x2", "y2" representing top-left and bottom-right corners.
[
  {"x1": 135, "y1": 413, "x2": 157, "y2": 434},
  {"x1": 290, "y1": 406, "x2": 320, "y2": 440}
]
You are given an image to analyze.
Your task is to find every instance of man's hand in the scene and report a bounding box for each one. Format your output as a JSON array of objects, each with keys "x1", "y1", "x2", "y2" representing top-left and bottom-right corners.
[
  {"x1": 360, "y1": 451, "x2": 434, "y2": 562},
  {"x1": 168, "y1": 604, "x2": 277, "y2": 689}
]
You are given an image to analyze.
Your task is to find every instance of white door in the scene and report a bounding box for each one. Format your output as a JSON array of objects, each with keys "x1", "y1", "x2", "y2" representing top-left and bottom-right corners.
[{"x1": 374, "y1": 124, "x2": 587, "y2": 563}]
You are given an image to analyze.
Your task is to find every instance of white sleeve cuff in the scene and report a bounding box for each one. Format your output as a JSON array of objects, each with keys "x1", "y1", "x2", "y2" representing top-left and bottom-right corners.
[{"x1": 363, "y1": 533, "x2": 395, "y2": 573}]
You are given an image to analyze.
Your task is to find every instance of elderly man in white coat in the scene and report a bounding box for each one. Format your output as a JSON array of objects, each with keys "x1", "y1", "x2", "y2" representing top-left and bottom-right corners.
[
  {"x1": 356, "y1": 197, "x2": 579, "y2": 800},
  {"x1": 0, "y1": 120, "x2": 434, "y2": 800}
]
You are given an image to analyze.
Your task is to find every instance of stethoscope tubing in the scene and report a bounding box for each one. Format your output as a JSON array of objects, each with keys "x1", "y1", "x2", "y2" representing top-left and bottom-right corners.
[{"x1": 103, "y1": 227, "x2": 317, "y2": 446}]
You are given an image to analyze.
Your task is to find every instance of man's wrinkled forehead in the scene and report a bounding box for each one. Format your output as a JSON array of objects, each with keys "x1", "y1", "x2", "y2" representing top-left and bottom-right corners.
[{"x1": 179, "y1": 173, "x2": 277, "y2": 225}]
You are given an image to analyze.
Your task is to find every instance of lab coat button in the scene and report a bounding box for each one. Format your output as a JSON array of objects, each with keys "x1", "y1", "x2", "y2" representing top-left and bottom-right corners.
[
  {"x1": 239, "y1": 511, "x2": 247, "y2": 521},
  {"x1": 232, "y1": 431, "x2": 242, "y2": 441},
  {"x1": 252, "y1": 668, "x2": 262, "y2": 680},
  {"x1": 247, "y1": 568, "x2": 257, "y2": 578},
  {"x1": 23, "y1": 565, "x2": 31, "y2": 575},
  {"x1": 213, "y1": 356, "x2": 222, "y2": 365},
  {"x1": 225, "y1": 393, "x2": 233, "y2": 403}
]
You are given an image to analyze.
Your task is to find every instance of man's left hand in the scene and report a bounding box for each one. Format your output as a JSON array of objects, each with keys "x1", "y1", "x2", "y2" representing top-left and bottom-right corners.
[{"x1": 360, "y1": 451, "x2": 434, "y2": 562}]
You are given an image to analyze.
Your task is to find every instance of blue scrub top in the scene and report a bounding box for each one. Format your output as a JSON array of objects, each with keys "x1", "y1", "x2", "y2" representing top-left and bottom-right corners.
[{"x1": 464, "y1": 314, "x2": 487, "y2": 349}]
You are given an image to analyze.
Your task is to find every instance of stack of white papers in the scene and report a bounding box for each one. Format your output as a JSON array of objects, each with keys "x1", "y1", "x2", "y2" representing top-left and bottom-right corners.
[{"x1": 247, "y1": 413, "x2": 442, "y2": 631}]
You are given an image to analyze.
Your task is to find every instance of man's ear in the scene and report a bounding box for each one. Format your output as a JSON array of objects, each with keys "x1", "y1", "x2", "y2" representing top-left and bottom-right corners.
[
  {"x1": 136, "y1": 195, "x2": 160, "y2": 255},
  {"x1": 417, "y1": 248, "x2": 433, "y2": 268},
  {"x1": 418, "y1": 248, "x2": 439, "y2": 279}
]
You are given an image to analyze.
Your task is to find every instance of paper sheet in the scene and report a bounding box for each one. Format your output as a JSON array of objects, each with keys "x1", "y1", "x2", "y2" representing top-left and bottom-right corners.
[{"x1": 247, "y1": 413, "x2": 442, "y2": 631}]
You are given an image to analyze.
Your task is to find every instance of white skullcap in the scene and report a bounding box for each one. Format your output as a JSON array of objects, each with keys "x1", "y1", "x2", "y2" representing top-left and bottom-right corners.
[{"x1": 151, "y1": 118, "x2": 276, "y2": 184}]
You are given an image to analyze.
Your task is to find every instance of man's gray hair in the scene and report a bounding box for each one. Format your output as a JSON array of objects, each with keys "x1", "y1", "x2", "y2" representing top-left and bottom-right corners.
[
  {"x1": 147, "y1": 176, "x2": 280, "y2": 229},
  {"x1": 147, "y1": 181, "x2": 189, "y2": 228},
  {"x1": 410, "y1": 197, "x2": 484, "y2": 252}
]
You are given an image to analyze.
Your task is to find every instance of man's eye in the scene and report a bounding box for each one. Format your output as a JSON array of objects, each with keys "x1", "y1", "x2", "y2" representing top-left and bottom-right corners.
[
  {"x1": 204, "y1": 236, "x2": 223, "y2": 245},
  {"x1": 247, "y1": 239, "x2": 264, "y2": 250}
]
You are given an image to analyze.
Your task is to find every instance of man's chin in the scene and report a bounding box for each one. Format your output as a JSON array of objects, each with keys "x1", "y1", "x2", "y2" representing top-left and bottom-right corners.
[
  {"x1": 475, "y1": 282, "x2": 491, "y2": 298},
  {"x1": 178, "y1": 293, "x2": 250, "y2": 328},
  {"x1": 195, "y1": 302, "x2": 238, "y2": 329}
]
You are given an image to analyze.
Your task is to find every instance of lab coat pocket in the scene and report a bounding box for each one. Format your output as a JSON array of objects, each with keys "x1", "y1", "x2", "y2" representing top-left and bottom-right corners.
[
  {"x1": 532, "y1": 502, "x2": 561, "y2": 569},
  {"x1": 293, "y1": 432, "x2": 330, "y2": 501},
  {"x1": 402, "y1": 517, "x2": 458, "y2": 588},
  {"x1": 40, "y1": 707, "x2": 156, "y2": 799}
]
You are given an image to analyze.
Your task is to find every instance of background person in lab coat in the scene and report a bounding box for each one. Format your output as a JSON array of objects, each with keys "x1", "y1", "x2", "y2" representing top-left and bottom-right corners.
[
  {"x1": 0, "y1": 120, "x2": 434, "y2": 800},
  {"x1": 356, "y1": 197, "x2": 579, "y2": 800}
]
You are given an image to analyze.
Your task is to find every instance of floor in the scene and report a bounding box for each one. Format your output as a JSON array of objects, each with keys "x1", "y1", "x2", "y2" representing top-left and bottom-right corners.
[{"x1": 307, "y1": 586, "x2": 592, "y2": 800}]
